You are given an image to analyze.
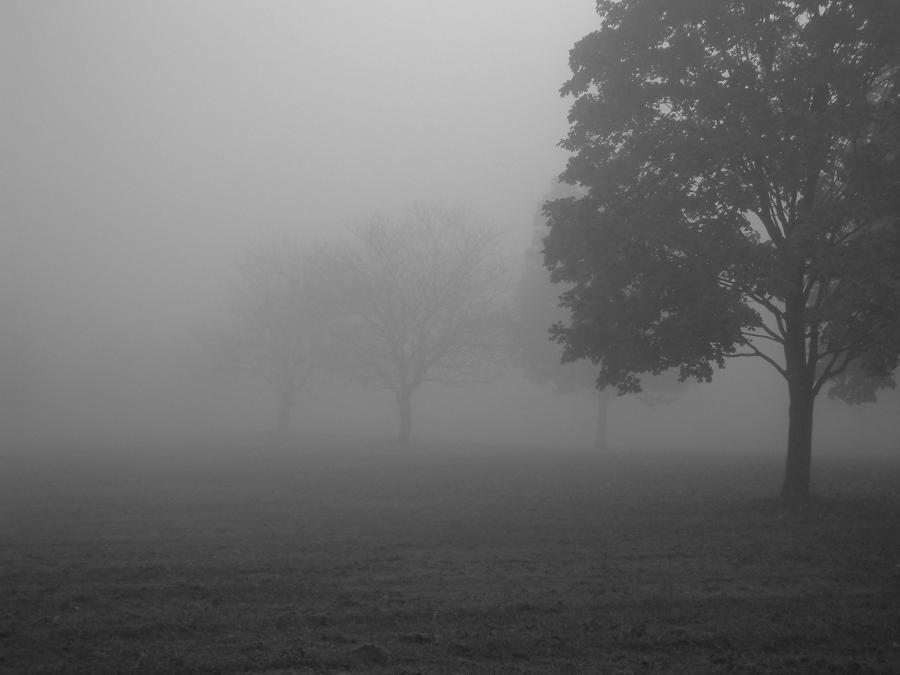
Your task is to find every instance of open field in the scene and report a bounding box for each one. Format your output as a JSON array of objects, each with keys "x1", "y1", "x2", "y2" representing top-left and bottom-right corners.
[{"x1": 2, "y1": 437, "x2": 900, "y2": 673}]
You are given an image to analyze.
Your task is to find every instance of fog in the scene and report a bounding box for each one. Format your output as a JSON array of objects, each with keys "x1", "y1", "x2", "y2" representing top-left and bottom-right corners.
[{"x1": 4, "y1": 1, "x2": 898, "y2": 456}]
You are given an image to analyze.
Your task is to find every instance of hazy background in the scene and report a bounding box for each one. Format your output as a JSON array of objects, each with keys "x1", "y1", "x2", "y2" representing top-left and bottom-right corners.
[{"x1": 4, "y1": 1, "x2": 898, "y2": 454}]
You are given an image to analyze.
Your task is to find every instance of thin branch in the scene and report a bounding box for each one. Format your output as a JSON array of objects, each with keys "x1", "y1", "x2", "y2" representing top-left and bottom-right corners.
[
  {"x1": 813, "y1": 349, "x2": 854, "y2": 396},
  {"x1": 740, "y1": 330, "x2": 785, "y2": 344},
  {"x1": 815, "y1": 343, "x2": 856, "y2": 359},
  {"x1": 744, "y1": 292, "x2": 786, "y2": 325},
  {"x1": 730, "y1": 340, "x2": 788, "y2": 379},
  {"x1": 753, "y1": 320, "x2": 785, "y2": 342},
  {"x1": 771, "y1": 193, "x2": 790, "y2": 234}
]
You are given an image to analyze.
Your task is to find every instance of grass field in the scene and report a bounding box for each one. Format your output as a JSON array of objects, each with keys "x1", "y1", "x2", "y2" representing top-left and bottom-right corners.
[{"x1": 2, "y1": 437, "x2": 900, "y2": 673}]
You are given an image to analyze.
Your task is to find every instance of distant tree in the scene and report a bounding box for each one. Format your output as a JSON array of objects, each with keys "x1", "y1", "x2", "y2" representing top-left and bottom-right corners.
[
  {"x1": 513, "y1": 185, "x2": 684, "y2": 450},
  {"x1": 229, "y1": 235, "x2": 326, "y2": 435},
  {"x1": 512, "y1": 186, "x2": 611, "y2": 449},
  {"x1": 544, "y1": 1, "x2": 900, "y2": 505},
  {"x1": 317, "y1": 204, "x2": 507, "y2": 446}
]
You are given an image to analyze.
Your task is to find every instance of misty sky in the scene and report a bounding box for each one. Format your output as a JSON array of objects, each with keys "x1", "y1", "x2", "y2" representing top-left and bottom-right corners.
[
  {"x1": 4, "y1": 2, "x2": 897, "y2": 450},
  {"x1": 6, "y1": 1, "x2": 598, "y2": 303},
  {"x1": 3, "y1": 1, "x2": 603, "y2": 435}
]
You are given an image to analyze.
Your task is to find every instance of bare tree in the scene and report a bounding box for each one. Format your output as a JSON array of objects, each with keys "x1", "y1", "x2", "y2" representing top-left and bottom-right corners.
[
  {"x1": 229, "y1": 234, "x2": 325, "y2": 435},
  {"x1": 318, "y1": 204, "x2": 507, "y2": 446}
]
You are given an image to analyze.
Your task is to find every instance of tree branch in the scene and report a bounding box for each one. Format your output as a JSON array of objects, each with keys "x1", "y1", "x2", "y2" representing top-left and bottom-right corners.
[
  {"x1": 730, "y1": 340, "x2": 788, "y2": 379},
  {"x1": 740, "y1": 329, "x2": 784, "y2": 344},
  {"x1": 813, "y1": 349, "x2": 854, "y2": 397}
]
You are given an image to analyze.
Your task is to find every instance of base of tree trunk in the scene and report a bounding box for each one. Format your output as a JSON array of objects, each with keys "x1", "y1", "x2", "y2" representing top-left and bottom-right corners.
[
  {"x1": 780, "y1": 477, "x2": 811, "y2": 509},
  {"x1": 781, "y1": 388, "x2": 814, "y2": 509}
]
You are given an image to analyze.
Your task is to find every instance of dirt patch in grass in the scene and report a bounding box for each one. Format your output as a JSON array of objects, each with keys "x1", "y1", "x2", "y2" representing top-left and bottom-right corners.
[{"x1": 2, "y1": 441, "x2": 900, "y2": 673}]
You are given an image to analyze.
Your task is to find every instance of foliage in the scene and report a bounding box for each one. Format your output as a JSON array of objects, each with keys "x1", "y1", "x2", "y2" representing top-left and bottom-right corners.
[
  {"x1": 513, "y1": 184, "x2": 687, "y2": 448},
  {"x1": 512, "y1": 184, "x2": 598, "y2": 394},
  {"x1": 516, "y1": 191, "x2": 688, "y2": 401},
  {"x1": 544, "y1": 0, "x2": 900, "y2": 500}
]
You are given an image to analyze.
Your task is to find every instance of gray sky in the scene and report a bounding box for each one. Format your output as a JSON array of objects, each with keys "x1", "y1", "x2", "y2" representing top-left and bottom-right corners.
[
  {"x1": 6, "y1": 1, "x2": 599, "y2": 331},
  {"x1": 7, "y1": 1, "x2": 598, "y2": 273},
  {"x1": 4, "y1": 1, "x2": 601, "y2": 437},
  {"x1": 6, "y1": 2, "x2": 896, "y2": 450}
]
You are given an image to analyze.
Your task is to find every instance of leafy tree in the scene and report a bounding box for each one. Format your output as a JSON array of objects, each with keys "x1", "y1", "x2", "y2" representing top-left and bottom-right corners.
[
  {"x1": 514, "y1": 185, "x2": 684, "y2": 450},
  {"x1": 544, "y1": 1, "x2": 900, "y2": 505},
  {"x1": 229, "y1": 235, "x2": 326, "y2": 435},
  {"x1": 513, "y1": 186, "x2": 614, "y2": 449},
  {"x1": 318, "y1": 204, "x2": 507, "y2": 446}
]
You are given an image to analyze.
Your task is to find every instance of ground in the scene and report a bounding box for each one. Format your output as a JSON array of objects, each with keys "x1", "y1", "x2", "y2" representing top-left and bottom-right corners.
[{"x1": 2, "y1": 436, "x2": 900, "y2": 673}]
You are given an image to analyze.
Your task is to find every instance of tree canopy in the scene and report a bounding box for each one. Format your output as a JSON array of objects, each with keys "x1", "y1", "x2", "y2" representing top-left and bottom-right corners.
[
  {"x1": 544, "y1": 0, "x2": 900, "y2": 503},
  {"x1": 514, "y1": 184, "x2": 688, "y2": 449},
  {"x1": 513, "y1": 184, "x2": 598, "y2": 393}
]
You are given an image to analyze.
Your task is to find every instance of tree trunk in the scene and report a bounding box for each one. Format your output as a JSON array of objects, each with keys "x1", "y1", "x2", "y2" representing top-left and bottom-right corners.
[
  {"x1": 397, "y1": 389, "x2": 413, "y2": 447},
  {"x1": 781, "y1": 287, "x2": 815, "y2": 507},
  {"x1": 781, "y1": 379, "x2": 815, "y2": 507},
  {"x1": 594, "y1": 390, "x2": 611, "y2": 451}
]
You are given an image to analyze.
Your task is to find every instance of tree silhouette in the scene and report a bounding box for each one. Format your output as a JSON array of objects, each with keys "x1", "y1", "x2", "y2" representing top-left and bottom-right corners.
[
  {"x1": 318, "y1": 204, "x2": 506, "y2": 446},
  {"x1": 545, "y1": 1, "x2": 900, "y2": 504},
  {"x1": 514, "y1": 184, "x2": 684, "y2": 450},
  {"x1": 229, "y1": 235, "x2": 326, "y2": 435}
]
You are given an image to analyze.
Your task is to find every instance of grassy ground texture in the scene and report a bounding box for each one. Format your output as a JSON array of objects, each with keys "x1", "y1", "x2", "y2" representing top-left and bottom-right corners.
[{"x1": 2, "y1": 437, "x2": 900, "y2": 673}]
